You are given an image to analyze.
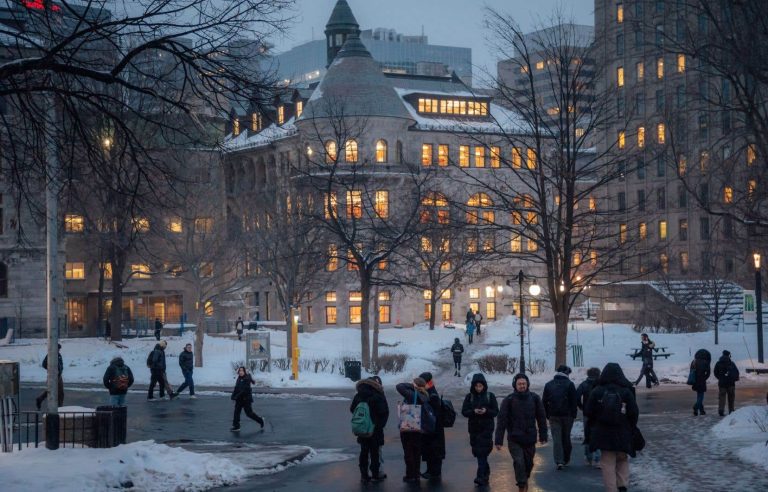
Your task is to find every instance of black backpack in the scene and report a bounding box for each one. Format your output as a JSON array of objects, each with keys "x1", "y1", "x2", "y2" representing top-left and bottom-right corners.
[
  {"x1": 441, "y1": 397, "x2": 457, "y2": 428},
  {"x1": 598, "y1": 387, "x2": 624, "y2": 426}
]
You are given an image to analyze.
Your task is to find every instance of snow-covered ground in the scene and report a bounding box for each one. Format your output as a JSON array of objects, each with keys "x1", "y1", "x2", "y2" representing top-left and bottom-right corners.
[{"x1": 712, "y1": 405, "x2": 768, "y2": 471}]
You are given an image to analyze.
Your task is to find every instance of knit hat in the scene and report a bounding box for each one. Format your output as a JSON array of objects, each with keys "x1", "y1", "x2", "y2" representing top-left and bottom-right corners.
[
  {"x1": 556, "y1": 364, "x2": 572, "y2": 375},
  {"x1": 159, "y1": 340, "x2": 167, "y2": 348},
  {"x1": 419, "y1": 372, "x2": 433, "y2": 383},
  {"x1": 722, "y1": 350, "x2": 731, "y2": 357},
  {"x1": 413, "y1": 377, "x2": 427, "y2": 388}
]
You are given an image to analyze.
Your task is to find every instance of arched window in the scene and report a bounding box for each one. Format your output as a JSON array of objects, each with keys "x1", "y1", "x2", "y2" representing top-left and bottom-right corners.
[
  {"x1": 0, "y1": 262, "x2": 7, "y2": 298},
  {"x1": 345, "y1": 139, "x2": 358, "y2": 163},
  {"x1": 325, "y1": 141, "x2": 337, "y2": 164},
  {"x1": 420, "y1": 191, "x2": 449, "y2": 224},
  {"x1": 467, "y1": 193, "x2": 495, "y2": 224},
  {"x1": 375, "y1": 140, "x2": 388, "y2": 163}
]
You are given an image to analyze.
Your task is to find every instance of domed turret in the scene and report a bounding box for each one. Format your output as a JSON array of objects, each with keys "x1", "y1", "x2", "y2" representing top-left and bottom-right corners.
[{"x1": 324, "y1": 0, "x2": 360, "y2": 67}]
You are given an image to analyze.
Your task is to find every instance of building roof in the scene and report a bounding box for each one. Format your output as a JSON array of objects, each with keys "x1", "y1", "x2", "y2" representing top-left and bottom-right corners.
[{"x1": 325, "y1": 0, "x2": 359, "y2": 32}]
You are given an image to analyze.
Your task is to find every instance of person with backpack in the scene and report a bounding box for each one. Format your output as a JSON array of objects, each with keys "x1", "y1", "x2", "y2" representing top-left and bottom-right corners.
[
  {"x1": 576, "y1": 367, "x2": 602, "y2": 467},
  {"x1": 714, "y1": 350, "x2": 740, "y2": 416},
  {"x1": 396, "y1": 378, "x2": 434, "y2": 483},
  {"x1": 103, "y1": 357, "x2": 134, "y2": 406},
  {"x1": 154, "y1": 317, "x2": 163, "y2": 341},
  {"x1": 350, "y1": 377, "x2": 389, "y2": 483},
  {"x1": 465, "y1": 317, "x2": 476, "y2": 345},
  {"x1": 584, "y1": 362, "x2": 639, "y2": 492},
  {"x1": 474, "y1": 310, "x2": 484, "y2": 336},
  {"x1": 235, "y1": 317, "x2": 245, "y2": 341},
  {"x1": 461, "y1": 373, "x2": 499, "y2": 486},
  {"x1": 690, "y1": 348, "x2": 712, "y2": 416},
  {"x1": 231, "y1": 366, "x2": 264, "y2": 431},
  {"x1": 36, "y1": 344, "x2": 64, "y2": 410},
  {"x1": 147, "y1": 341, "x2": 176, "y2": 400},
  {"x1": 176, "y1": 343, "x2": 196, "y2": 398},
  {"x1": 370, "y1": 375, "x2": 388, "y2": 477},
  {"x1": 495, "y1": 373, "x2": 547, "y2": 492},
  {"x1": 633, "y1": 334, "x2": 659, "y2": 388},
  {"x1": 543, "y1": 364, "x2": 578, "y2": 470},
  {"x1": 418, "y1": 372, "x2": 446, "y2": 480},
  {"x1": 451, "y1": 338, "x2": 464, "y2": 377}
]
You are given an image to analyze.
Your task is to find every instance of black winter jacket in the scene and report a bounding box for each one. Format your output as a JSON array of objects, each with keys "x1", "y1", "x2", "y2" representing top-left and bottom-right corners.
[
  {"x1": 461, "y1": 373, "x2": 498, "y2": 457},
  {"x1": 691, "y1": 349, "x2": 712, "y2": 393},
  {"x1": 543, "y1": 373, "x2": 578, "y2": 418},
  {"x1": 451, "y1": 342, "x2": 465, "y2": 359},
  {"x1": 584, "y1": 363, "x2": 639, "y2": 456},
  {"x1": 395, "y1": 383, "x2": 432, "y2": 433},
  {"x1": 576, "y1": 377, "x2": 599, "y2": 411},
  {"x1": 103, "y1": 357, "x2": 134, "y2": 395},
  {"x1": 148, "y1": 345, "x2": 166, "y2": 372},
  {"x1": 639, "y1": 339, "x2": 656, "y2": 361},
  {"x1": 350, "y1": 378, "x2": 389, "y2": 446},
  {"x1": 179, "y1": 350, "x2": 194, "y2": 372},
  {"x1": 422, "y1": 386, "x2": 446, "y2": 461},
  {"x1": 494, "y1": 375, "x2": 547, "y2": 447},
  {"x1": 42, "y1": 354, "x2": 63, "y2": 374},
  {"x1": 231, "y1": 374, "x2": 255, "y2": 403},
  {"x1": 714, "y1": 356, "x2": 739, "y2": 388}
]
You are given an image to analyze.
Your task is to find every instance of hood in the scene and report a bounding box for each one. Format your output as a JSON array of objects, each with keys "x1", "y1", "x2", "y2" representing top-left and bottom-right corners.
[
  {"x1": 356, "y1": 378, "x2": 383, "y2": 394},
  {"x1": 470, "y1": 373, "x2": 488, "y2": 394},
  {"x1": 554, "y1": 372, "x2": 571, "y2": 380},
  {"x1": 454, "y1": 338, "x2": 460, "y2": 344},
  {"x1": 513, "y1": 373, "x2": 531, "y2": 393},
  {"x1": 598, "y1": 362, "x2": 632, "y2": 387},
  {"x1": 110, "y1": 357, "x2": 124, "y2": 367},
  {"x1": 695, "y1": 349, "x2": 712, "y2": 362},
  {"x1": 718, "y1": 354, "x2": 731, "y2": 364}
]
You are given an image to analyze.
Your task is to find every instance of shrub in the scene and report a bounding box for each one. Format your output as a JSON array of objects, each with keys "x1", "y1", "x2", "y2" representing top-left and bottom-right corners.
[
  {"x1": 476, "y1": 354, "x2": 518, "y2": 374},
  {"x1": 526, "y1": 359, "x2": 548, "y2": 374},
  {"x1": 369, "y1": 353, "x2": 407, "y2": 374}
]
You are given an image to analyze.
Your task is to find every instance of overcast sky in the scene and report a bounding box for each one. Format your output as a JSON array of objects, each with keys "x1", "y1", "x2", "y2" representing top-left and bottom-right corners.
[{"x1": 271, "y1": 0, "x2": 595, "y2": 77}]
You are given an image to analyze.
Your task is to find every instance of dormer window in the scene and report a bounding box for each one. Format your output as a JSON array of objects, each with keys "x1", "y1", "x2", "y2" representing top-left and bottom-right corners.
[
  {"x1": 233, "y1": 118, "x2": 240, "y2": 136},
  {"x1": 277, "y1": 106, "x2": 285, "y2": 125},
  {"x1": 251, "y1": 113, "x2": 262, "y2": 132},
  {"x1": 296, "y1": 101, "x2": 303, "y2": 118},
  {"x1": 415, "y1": 96, "x2": 489, "y2": 117}
]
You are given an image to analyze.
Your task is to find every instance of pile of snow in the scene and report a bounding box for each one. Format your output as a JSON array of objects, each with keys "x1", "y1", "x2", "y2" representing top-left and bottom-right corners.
[
  {"x1": 711, "y1": 405, "x2": 768, "y2": 471},
  {"x1": 0, "y1": 440, "x2": 246, "y2": 491}
]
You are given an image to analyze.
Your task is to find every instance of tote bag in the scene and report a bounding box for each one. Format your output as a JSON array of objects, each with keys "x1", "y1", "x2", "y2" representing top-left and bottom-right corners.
[{"x1": 398, "y1": 391, "x2": 423, "y2": 432}]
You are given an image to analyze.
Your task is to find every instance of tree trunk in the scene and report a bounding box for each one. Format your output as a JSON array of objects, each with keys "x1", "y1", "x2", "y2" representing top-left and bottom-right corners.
[
  {"x1": 195, "y1": 308, "x2": 206, "y2": 367},
  {"x1": 553, "y1": 300, "x2": 569, "y2": 368},
  {"x1": 109, "y1": 255, "x2": 125, "y2": 341},
  {"x1": 96, "y1": 263, "x2": 105, "y2": 338},
  {"x1": 429, "y1": 295, "x2": 438, "y2": 330},
  {"x1": 714, "y1": 311, "x2": 719, "y2": 346},
  {"x1": 360, "y1": 272, "x2": 371, "y2": 368},
  {"x1": 372, "y1": 287, "x2": 380, "y2": 363},
  {"x1": 284, "y1": 306, "x2": 293, "y2": 358}
]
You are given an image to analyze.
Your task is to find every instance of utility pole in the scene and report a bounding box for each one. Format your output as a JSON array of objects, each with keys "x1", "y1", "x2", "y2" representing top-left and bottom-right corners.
[
  {"x1": 45, "y1": 102, "x2": 60, "y2": 450},
  {"x1": 290, "y1": 307, "x2": 300, "y2": 380}
]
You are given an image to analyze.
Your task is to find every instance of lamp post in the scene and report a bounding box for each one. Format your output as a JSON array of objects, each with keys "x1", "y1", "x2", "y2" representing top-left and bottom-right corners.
[
  {"x1": 517, "y1": 270, "x2": 541, "y2": 374},
  {"x1": 290, "y1": 307, "x2": 300, "y2": 380},
  {"x1": 754, "y1": 253, "x2": 764, "y2": 364}
]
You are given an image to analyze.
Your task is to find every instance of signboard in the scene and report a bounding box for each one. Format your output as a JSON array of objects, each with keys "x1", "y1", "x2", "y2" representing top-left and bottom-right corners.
[
  {"x1": 246, "y1": 331, "x2": 270, "y2": 371},
  {"x1": 744, "y1": 290, "x2": 756, "y2": 313}
]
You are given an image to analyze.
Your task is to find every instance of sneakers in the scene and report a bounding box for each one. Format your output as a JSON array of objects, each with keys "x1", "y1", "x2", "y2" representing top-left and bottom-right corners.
[
  {"x1": 189, "y1": 395, "x2": 197, "y2": 400},
  {"x1": 257, "y1": 417, "x2": 265, "y2": 429},
  {"x1": 169, "y1": 392, "x2": 178, "y2": 400},
  {"x1": 230, "y1": 425, "x2": 241, "y2": 431},
  {"x1": 556, "y1": 464, "x2": 564, "y2": 470},
  {"x1": 700, "y1": 409, "x2": 706, "y2": 415}
]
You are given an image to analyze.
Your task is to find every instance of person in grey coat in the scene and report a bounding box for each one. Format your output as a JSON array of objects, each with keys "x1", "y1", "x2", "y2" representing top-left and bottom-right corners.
[{"x1": 542, "y1": 365, "x2": 578, "y2": 469}]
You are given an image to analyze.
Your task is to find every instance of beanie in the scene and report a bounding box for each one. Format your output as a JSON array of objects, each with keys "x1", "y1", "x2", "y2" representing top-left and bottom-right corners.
[
  {"x1": 722, "y1": 350, "x2": 731, "y2": 357},
  {"x1": 556, "y1": 364, "x2": 572, "y2": 375},
  {"x1": 419, "y1": 372, "x2": 433, "y2": 383}
]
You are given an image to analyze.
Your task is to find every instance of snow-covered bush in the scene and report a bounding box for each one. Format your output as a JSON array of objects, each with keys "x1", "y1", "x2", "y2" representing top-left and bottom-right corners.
[
  {"x1": 476, "y1": 354, "x2": 518, "y2": 374},
  {"x1": 369, "y1": 354, "x2": 407, "y2": 374}
]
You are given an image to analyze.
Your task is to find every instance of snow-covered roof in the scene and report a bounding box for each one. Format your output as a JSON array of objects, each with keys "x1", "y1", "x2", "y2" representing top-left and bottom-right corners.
[{"x1": 222, "y1": 117, "x2": 297, "y2": 153}]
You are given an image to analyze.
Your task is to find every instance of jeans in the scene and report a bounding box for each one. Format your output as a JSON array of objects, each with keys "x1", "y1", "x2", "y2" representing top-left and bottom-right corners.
[
  {"x1": 359, "y1": 437, "x2": 380, "y2": 477},
  {"x1": 508, "y1": 442, "x2": 536, "y2": 487},
  {"x1": 476, "y1": 453, "x2": 490, "y2": 480},
  {"x1": 467, "y1": 333, "x2": 474, "y2": 344},
  {"x1": 148, "y1": 370, "x2": 174, "y2": 398},
  {"x1": 600, "y1": 450, "x2": 629, "y2": 491},
  {"x1": 549, "y1": 416, "x2": 574, "y2": 465},
  {"x1": 233, "y1": 400, "x2": 263, "y2": 427},
  {"x1": 694, "y1": 391, "x2": 705, "y2": 411},
  {"x1": 177, "y1": 370, "x2": 195, "y2": 395},
  {"x1": 584, "y1": 444, "x2": 601, "y2": 463},
  {"x1": 634, "y1": 360, "x2": 659, "y2": 388},
  {"x1": 718, "y1": 386, "x2": 735, "y2": 414},
  {"x1": 110, "y1": 394, "x2": 126, "y2": 406}
]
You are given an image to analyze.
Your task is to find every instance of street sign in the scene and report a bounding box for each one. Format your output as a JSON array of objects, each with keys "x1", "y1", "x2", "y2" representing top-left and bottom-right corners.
[{"x1": 246, "y1": 331, "x2": 270, "y2": 372}]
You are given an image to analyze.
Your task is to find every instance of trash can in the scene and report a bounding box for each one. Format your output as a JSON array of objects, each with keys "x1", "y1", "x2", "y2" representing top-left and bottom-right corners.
[
  {"x1": 95, "y1": 405, "x2": 128, "y2": 448},
  {"x1": 344, "y1": 360, "x2": 362, "y2": 382}
]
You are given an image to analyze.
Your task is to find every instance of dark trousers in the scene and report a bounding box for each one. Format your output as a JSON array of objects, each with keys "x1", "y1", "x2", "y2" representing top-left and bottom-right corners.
[
  {"x1": 453, "y1": 356, "x2": 462, "y2": 372},
  {"x1": 549, "y1": 416, "x2": 574, "y2": 465},
  {"x1": 476, "y1": 323, "x2": 482, "y2": 335},
  {"x1": 509, "y1": 442, "x2": 536, "y2": 487},
  {"x1": 36, "y1": 377, "x2": 64, "y2": 407},
  {"x1": 359, "y1": 438, "x2": 380, "y2": 478},
  {"x1": 718, "y1": 386, "x2": 735, "y2": 414},
  {"x1": 233, "y1": 400, "x2": 263, "y2": 427},
  {"x1": 154, "y1": 330, "x2": 161, "y2": 341},
  {"x1": 425, "y1": 456, "x2": 442, "y2": 476},
  {"x1": 634, "y1": 360, "x2": 659, "y2": 387},
  {"x1": 148, "y1": 370, "x2": 173, "y2": 398},
  {"x1": 177, "y1": 370, "x2": 195, "y2": 395},
  {"x1": 467, "y1": 333, "x2": 474, "y2": 344},
  {"x1": 694, "y1": 391, "x2": 705, "y2": 411},
  {"x1": 400, "y1": 432, "x2": 422, "y2": 480},
  {"x1": 476, "y1": 453, "x2": 491, "y2": 480}
]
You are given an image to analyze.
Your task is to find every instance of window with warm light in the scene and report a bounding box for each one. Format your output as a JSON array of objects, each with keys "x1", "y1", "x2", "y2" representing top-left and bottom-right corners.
[
  {"x1": 511, "y1": 234, "x2": 522, "y2": 252},
  {"x1": 657, "y1": 58, "x2": 664, "y2": 79},
  {"x1": 438, "y1": 144, "x2": 449, "y2": 166},
  {"x1": 620, "y1": 223, "x2": 627, "y2": 244},
  {"x1": 590, "y1": 251, "x2": 598, "y2": 266},
  {"x1": 677, "y1": 54, "x2": 685, "y2": 73},
  {"x1": 536, "y1": 60, "x2": 545, "y2": 70},
  {"x1": 527, "y1": 237, "x2": 538, "y2": 252},
  {"x1": 677, "y1": 155, "x2": 687, "y2": 176},
  {"x1": 512, "y1": 148, "x2": 522, "y2": 168},
  {"x1": 526, "y1": 149, "x2": 537, "y2": 169},
  {"x1": 131, "y1": 263, "x2": 151, "y2": 279},
  {"x1": 723, "y1": 186, "x2": 733, "y2": 204},
  {"x1": 379, "y1": 291, "x2": 391, "y2": 302},
  {"x1": 637, "y1": 127, "x2": 645, "y2": 148},
  {"x1": 749, "y1": 179, "x2": 757, "y2": 199},
  {"x1": 169, "y1": 217, "x2": 183, "y2": 233},
  {"x1": 617, "y1": 66, "x2": 624, "y2": 87},
  {"x1": 64, "y1": 214, "x2": 84, "y2": 233},
  {"x1": 459, "y1": 145, "x2": 470, "y2": 167},
  {"x1": 375, "y1": 140, "x2": 388, "y2": 163},
  {"x1": 575, "y1": 128, "x2": 585, "y2": 138},
  {"x1": 346, "y1": 190, "x2": 362, "y2": 219},
  {"x1": 617, "y1": 3, "x2": 623, "y2": 23},
  {"x1": 345, "y1": 140, "x2": 358, "y2": 163},
  {"x1": 441, "y1": 303, "x2": 452, "y2": 321},
  {"x1": 639, "y1": 222, "x2": 647, "y2": 240},
  {"x1": 349, "y1": 291, "x2": 363, "y2": 302},
  {"x1": 194, "y1": 217, "x2": 213, "y2": 234},
  {"x1": 423, "y1": 290, "x2": 433, "y2": 300},
  {"x1": 379, "y1": 305, "x2": 391, "y2": 324},
  {"x1": 424, "y1": 303, "x2": 432, "y2": 321},
  {"x1": 657, "y1": 123, "x2": 665, "y2": 144},
  {"x1": 65, "y1": 262, "x2": 85, "y2": 280},
  {"x1": 251, "y1": 113, "x2": 262, "y2": 132},
  {"x1": 618, "y1": 131, "x2": 626, "y2": 150},
  {"x1": 233, "y1": 118, "x2": 240, "y2": 136},
  {"x1": 474, "y1": 147, "x2": 485, "y2": 167},
  {"x1": 347, "y1": 248, "x2": 360, "y2": 271},
  {"x1": 295, "y1": 101, "x2": 303, "y2": 118},
  {"x1": 490, "y1": 147, "x2": 501, "y2": 168},
  {"x1": 325, "y1": 291, "x2": 337, "y2": 302},
  {"x1": 441, "y1": 289, "x2": 451, "y2": 300},
  {"x1": 374, "y1": 190, "x2": 389, "y2": 218},
  {"x1": 326, "y1": 245, "x2": 338, "y2": 271},
  {"x1": 469, "y1": 288, "x2": 479, "y2": 299},
  {"x1": 636, "y1": 61, "x2": 644, "y2": 81},
  {"x1": 422, "y1": 144, "x2": 433, "y2": 166},
  {"x1": 529, "y1": 301, "x2": 540, "y2": 318},
  {"x1": 100, "y1": 262, "x2": 112, "y2": 279},
  {"x1": 324, "y1": 192, "x2": 338, "y2": 219},
  {"x1": 133, "y1": 217, "x2": 150, "y2": 233},
  {"x1": 659, "y1": 220, "x2": 668, "y2": 240},
  {"x1": 277, "y1": 106, "x2": 285, "y2": 125},
  {"x1": 421, "y1": 236, "x2": 433, "y2": 252},
  {"x1": 325, "y1": 141, "x2": 337, "y2": 163},
  {"x1": 486, "y1": 302, "x2": 496, "y2": 319},
  {"x1": 589, "y1": 196, "x2": 597, "y2": 211},
  {"x1": 325, "y1": 306, "x2": 337, "y2": 324},
  {"x1": 748, "y1": 144, "x2": 756, "y2": 166}
]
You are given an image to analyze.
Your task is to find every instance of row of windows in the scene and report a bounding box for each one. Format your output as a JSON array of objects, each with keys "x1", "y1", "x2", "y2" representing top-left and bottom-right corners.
[
  {"x1": 323, "y1": 191, "x2": 389, "y2": 220},
  {"x1": 416, "y1": 98, "x2": 489, "y2": 116},
  {"x1": 325, "y1": 305, "x2": 391, "y2": 325},
  {"x1": 421, "y1": 144, "x2": 536, "y2": 169},
  {"x1": 618, "y1": 146, "x2": 756, "y2": 184},
  {"x1": 619, "y1": 216, "x2": 718, "y2": 244},
  {"x1": 64, "y1": 262, "x2": 212, "y2": 280},
  {"x1": 616, "y1": 55, "x2": 685, "y2": 88},
  {"x1": 64, "y1": 215, "x2": 214, "y2": 234}
]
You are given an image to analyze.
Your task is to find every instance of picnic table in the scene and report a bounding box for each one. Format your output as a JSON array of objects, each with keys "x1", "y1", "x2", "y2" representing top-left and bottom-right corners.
[{"x1": 626, "y1": 347, "x2": 674, "y2": 360}]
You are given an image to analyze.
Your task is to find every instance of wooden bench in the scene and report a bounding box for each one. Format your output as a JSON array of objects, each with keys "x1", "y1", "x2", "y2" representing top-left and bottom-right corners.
[{"x1": 626, "y1": 347, "x2": 674, "y2": 360}]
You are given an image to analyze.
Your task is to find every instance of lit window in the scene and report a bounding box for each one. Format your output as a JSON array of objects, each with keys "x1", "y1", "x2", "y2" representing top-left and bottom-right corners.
[
  {"x1": 637, "y1": 127, "x2": 645, "y2": 148},
  {"x1": 169, "y1": 217, "x2": 183, "y2": 233},
  {"x1": 617, "y1": 3, "x2": 624, "y2": 23},
  {"x1": 422, "y1": 144, "x2": 434, "y2": 166},
  {"x1": 349, "y1": 306, "x2": 362, "y2": 324},
  {"x1": 233, "y1": 119, "x2": 240, "y2": 136},
  {"x1": 345, "y1": 140, "x2": 358, "y2": 163},
  {"x1": 100, "y1": 262, "x2": 112, "y2": 279},
  {"x1": 65, "y1": 262, "x2": 85, "y2": 280},
  {"x1": 324, "y1": 192, "x2": 337, "y2": 219},
  {"x1": 277, "y1": 106, "x2": 285, "y2": 125},
  {"x1": 511, "y1": 234, "x2": 522, "y2": 252},
  {"x1": 375, "y1": 140, "x2": 388, "y2": 163},
  {"x1": 678, "y1": 155, "x2": 687, "y2": 176},
  {"x1": 379, "y1": 291, "x2": 391, "y2": 302},
  {"x1": 490, "y1": 147, "x2": 501, "y2": 168},
  {"x1": 438, "y1": 144, "x2": 449, "y2": 166},
  {"x1": 657, "y1": 123, "x2": 665, "y2": 144},
  {"x1": 418, "y1": 98, "x2": 438, "y2": 113},
  {"x1": 64, "y1": 214, "x2": 84, "y2": 233},
  {"x1": 347, "y1": 249, "x2": 359, "y2": 271},
  {"x1": 295, "y1": 101, "x2": 303, "y2": 118},
  {"x1": 375, "y1": 190, "x2": 389, "y2": 218},
  {"x1": 639, "y1": 222, "x2": 647, "y2": 240},
  {"x1": 251, "y1": 113, "x2": 262, "y2": 132},
  {"x1": 200, "y1": 262, "x2": 213, "y2": 278},
  {"x1": 536, "y1": 60, "x2": 545, "y2": 70},
  {"x1": 466, "y1": 236, "x2": 478, "y2": 253},
  {"x1": 618, "y1": 131, "x2": 626, "y2": 150},
  {"x1": 203, "y1": 301, "x2": 214, "y2": 316},
  {"x1": 659, "y1": 220, "x2": 668, "y2": 239},
  {"x1": 529, "y1": 300, "x2": 540, "y2": 318},
  {"x1": 325, "y1": 306, "x2": 337, "y2": 324},
  {"x1": 657, "y1": 58, "x2": 664, "y2": 79},
  {"x1": 748, "y1": 144, "x2": 756, "y2": 166},
  {"x1": 133, "y1": 217, "x2": 150, "y2": 233},
  {"x1": 486, "y1": 302, "x2": 496, "y2": 320},
  {"x1": 474, "y1": 147, "x2": 485, "y2": 167},
  {"x1": 749, "y1": 179, "x2": 757, "y2": 199},
  {"x1": 421, "y1": 236, "x2": 432, "y2": 252},
  {"x1": 723, "y1": 186, "x2": 733, "y2": 203},
  {"x1": 325, "y1": 291, "x2": 337, "y2": 302},
  {"x1": 326, "y1": 245, "x2": 338, "y2": 271},
  {"x1": 346, "y1": 190, "x2": 362, "y2": 218},
  {"x1": 441, "y1": 303, "x2": 452, "y2": 321},
  {"x1": 349, "y1": 291, "x2": 363, "y2": 302},
  {"x1": 527, "y1": 237, "x2": 538, "y2": 252},
  {"x1": 441, "y1": 289, "x2": 451, "y2": 300},
  {"x1": 379, "y1": 305, "x2": 391, "y2": 324},
  {"x1": 636, "y1": 62, "x2": 644, "y2": 81},
  {"x1": 423, "y1": 290, "x2": 432, "y2": 300},
  {"x1": 590, "y1": 251, "x2": 598, "y2": 266},
  {"x1": 512, "y1": 148, "x2": 522, "y2": 168},
  {"x1": 620, "y1": 223, "x2": 627, "y2": 243},
  {"x1": 469, "y1": 288, "x2": 479, "y2": 299},
  {"x1": 459, "y1": 145, "x2": 470, "y2": 167},
  {"x1": 194, "y1": 217, "x2": 213, "y2": 234},
  {"x1": 677, "y1": 54, "x2": 685, "y2": 73},
  {"x1": 589, "y1": 196, "x2": 597, "y2": 211},
  {"x1": 617, "y1": 66, "x2": 624, "y2": 87},
  {"x1": 325, "y1": 141, "x2": 337, "y2": 163},
  {"x1": 575, "y1": 128, "x2": 585, "y2": 137},
  {"x1": 131, "y1": 264, "x2": 151, "y2": 279},
  {"x1": 526, "y1": 149, "x2": 537, "y2": 169}
]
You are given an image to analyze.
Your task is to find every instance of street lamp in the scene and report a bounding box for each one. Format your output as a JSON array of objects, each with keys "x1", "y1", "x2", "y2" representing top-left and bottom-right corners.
[
  {"x1": 516, "y1": 270, "x2": 540, "y2": 374},
  {"x1": 754, "y1": 253, "x2": 764, "y2": 363}
]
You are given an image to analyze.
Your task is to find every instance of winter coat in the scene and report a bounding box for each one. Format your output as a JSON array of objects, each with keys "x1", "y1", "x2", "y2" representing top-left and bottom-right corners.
[
  {"x1": 466, "y1": 309, "x2": 475, "y2": 323},
  {"x1": 691, "y1": 349, "x2": 712, "y2": 393},
  {"x1": 103, "y1": 357, "x2": 134, "y2": 395},
  {"x1": 714, "y1": 355, "x2": 739, "y2": 388},
  {"x1": 395, "y1": 383, "x2": 432, "y2": 434},
  {"x1": 576, "y1": 377, "x2": 599, "y2": 412},
  {"x1": 422, "y1": 386, "x2": 446, "y2": 461},
  {"x1": 639, "y1": 339, "x2": 656, "y2": 362},
  {"x1": 584, "y1": 363, "x2": 639, "y2": 457},
  {"x1": 231, "y1": 374, "x2": 255, "y2": 403},
  {"x1": 148, "y1": 345, "x2": 166, "y2": 372},
  {"x1": 179, "y1": 350, "x2": 194, "y2": 373},
  {"x1": 494, "y1": 374, "x2": 547, "y2": 447},
  {"x1": 543, "y1": 373, "x2": 578, "y2": 418},
  {"x1": 451, "y1": 342, "x2": 464, "y2": 360},
  {"x1": 465, "y1": 321, "x2": 475, "y2": 336},
  {"x1": 461, "y1": 373, "x2": 499, "y2": 457},
  {"x1": 350, "y1": 378, "x2": 389, "y2": 446},
  {"x1": 42, "y1": 354, "x2": 63, "y2": 374},
  {"x1": 154, "y1": 320, "x2": 163, "y2": 332}
]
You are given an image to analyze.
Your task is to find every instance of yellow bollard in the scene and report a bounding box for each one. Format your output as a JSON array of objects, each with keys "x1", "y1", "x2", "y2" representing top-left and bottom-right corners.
[{"x1": 291, "y1": 308, "x2": 299, "y2": 381}]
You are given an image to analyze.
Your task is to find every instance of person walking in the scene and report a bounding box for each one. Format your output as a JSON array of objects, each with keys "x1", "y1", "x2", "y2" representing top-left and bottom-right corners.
[
  {"x1": 36, "y1": 344, "x2": 64, "y2": 410},
  {"x1": 154, "y1": 317, "x2": 163, "y2": 341},
  {"x1": 474, "y1": 310, "x2": 484, "y2": 336},
  {"x1": 103, "y1": 357, "x2": 134, "y2": 406},
  {"x1": 395, "y1": 378, "x2": 432, "y2": 483},
  {"x1": 465, "y1": 316, "x2": 476, "y2": 345},
  {"x1": 576, "y1": 367, "x2": 602, "y2": 467},
  {"x1": 147, "y1": 341, "x2": 176, "y2": 400},
  {"x1": 543, "y1": 365, "x2": 578, "y2": 470},
  {"x1": 690, "y1": 348, "x2": 712, "y2": 416},
  {"x1": 584, "y1": 362, "x2": 639, "y2": 492},
  {"x1": 419, "y1": 372, "x2": 445, "y2": 480},
  {"x1": 370, "y1": 375, "x2": 388, "y2": 478},
  {"x1": 714, "y1": 350, "x2": 739, "y2": 416},
  {"x1": 461, "y1": 373, "x2": 498, "y2": 486},
  {"x1": 351, "y1": 377, "x2": 389, "y2": 482},
  {"x1": 494, "y1": 373, "x2": 548, "y2": 492},
  {"x1": 176, "y1": 343, "x2": 196, "y2": 398},
  {"x1": 230, "y1": 366, "x2": 264, "y2": 431},
  {"x1": 633, "y1": 334, "x2": 659, "y2": 388},
  {"x1": 235, "y1": 316, "x2": 245, "y2": 341},
  {"x1": 451, "y1": 338, "x2": 464, "y2": 377}
]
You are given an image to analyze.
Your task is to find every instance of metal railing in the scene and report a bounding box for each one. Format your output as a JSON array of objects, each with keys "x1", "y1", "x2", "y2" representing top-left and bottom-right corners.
[{"x1": 10, "y1": 409, "x2": 126, "y2": 450}]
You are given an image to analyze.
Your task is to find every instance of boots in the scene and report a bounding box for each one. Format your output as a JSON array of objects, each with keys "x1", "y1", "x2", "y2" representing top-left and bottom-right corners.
[{"x1": 693, "y1": 405, "x2": 698, "y2": 416}]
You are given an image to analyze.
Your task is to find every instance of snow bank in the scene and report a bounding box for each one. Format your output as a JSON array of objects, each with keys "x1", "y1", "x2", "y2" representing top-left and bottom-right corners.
[
  {"x1": 712, "y1": 406, "x2": 768, "y2": 439},
  {"x1": 0, "y1": 440, "x2": 246, "y2": 492},
  {"x1": 738, "y1": 441, "x2": 768, "y2": 472}
]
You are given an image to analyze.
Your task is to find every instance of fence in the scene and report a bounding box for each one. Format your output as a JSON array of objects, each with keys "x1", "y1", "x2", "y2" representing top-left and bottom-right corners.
[{"x1": 4, "y1": 409, "x2": 126, "y2": 451}]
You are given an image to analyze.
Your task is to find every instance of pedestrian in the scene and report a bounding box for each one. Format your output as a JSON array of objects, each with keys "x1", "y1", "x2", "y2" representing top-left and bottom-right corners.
[
  {"x1": 494, "y1": 373, "x2": 548, "y2": 492},
  {"x1": 584, "y1": 362, "x2": 639, "y2": 492},
  {"x1": 351, "y1": 377, "x2": 389, "y2": 482},
  {"x1": 176, "y1": 343, "x2": 196, "y2": 398},
  {"x1": 633, "y1": 334, "x2": 659, "y2": 388},
  {"x1": 370, "y1": 375, "x2": 388, "y2": 477},
  {"x1": 154, "y1": 317, "x2": 163, "y2": 341},
  {"x1": 474, "y1": 310, "x2": 484, "y2": 336},
  {"x1": 690, "y1": 348, "x2": 712, "y2": 416},
  {"x1": 451, "y1": 337, "x2": 464, "y2": 377},
  {"x1": 103, "y1": 356, "x2": 134, "y2": 406},
  {"x1": 461, "y1": 373, "x2": 499, "y2": 486},
  {"x1": 714, "y1": 349, "x2": 739, "y2": 416},
  {"x1": 147, "y1": 341, "x2": 176, "y2": 400},
  {"x1": 36, "y1": 344, "x2": 64, "y2": 410},
  {"x1": 419, "y1": 372, "x2": 445, "y2": 480},
  {"x1": 465, "y1": 315, "x2": 476, "y2": 345},
  {"x1": 576, "y1": 367, "x2": 602, "y2": 467},
  {"x1": 395, "y1": 377, "x2": 432, "y2": 483},
  {"x1": 231, "y1": 366, "x2": 264, "y2": 431},
  {"x1": 235, "y1": 316, "x2": 245, "y2": 341},
  {"x1": 543, "y1": 364, "x2": 578, "y2": 470}
]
